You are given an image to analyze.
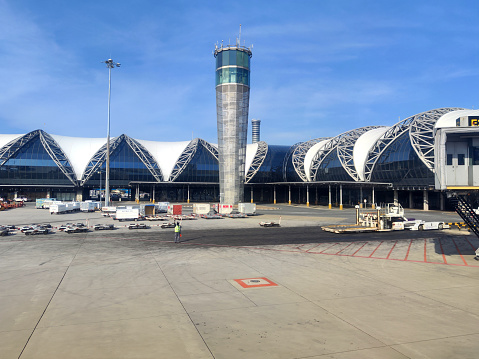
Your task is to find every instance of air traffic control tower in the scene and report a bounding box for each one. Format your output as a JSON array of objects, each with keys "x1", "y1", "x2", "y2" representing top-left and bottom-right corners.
[{"x1": 214, "y1": 36, "x2": 252, "y2": 204}]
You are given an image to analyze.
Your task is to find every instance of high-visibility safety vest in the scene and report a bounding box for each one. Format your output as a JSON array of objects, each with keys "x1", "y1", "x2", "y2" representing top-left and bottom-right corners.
[{"x1": 175, "y1": 225, "x2": 181, "y2": 233}]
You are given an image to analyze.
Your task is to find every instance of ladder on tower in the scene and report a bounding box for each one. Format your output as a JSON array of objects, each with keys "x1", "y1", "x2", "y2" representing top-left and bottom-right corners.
[{"x1": 454, "y1": 195, "x2": 479, "y2": 238}]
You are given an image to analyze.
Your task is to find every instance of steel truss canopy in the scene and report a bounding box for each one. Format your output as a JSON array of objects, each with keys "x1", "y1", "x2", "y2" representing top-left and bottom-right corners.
[
  {"x1": 245, "y1": 141, "x2": 268, "y2": 183},
  {"x1": 363, "y1": 108, "x2": 464, "y2": 182},
  {"x1": 169, "y1": 138, "x2": 218, "y2": 182},
  {"x1": 0, "y1": 130, "x2": 77, "y2": 186},
  {"x1": 292, "y1": 138, "x2": 330, "y2": 182},
  {"x1": 310, "y1": 126, "x2": 382, "y2": 182},
  {"x1": 81, "y1": 134, "x2": 164, "y2": 186}
]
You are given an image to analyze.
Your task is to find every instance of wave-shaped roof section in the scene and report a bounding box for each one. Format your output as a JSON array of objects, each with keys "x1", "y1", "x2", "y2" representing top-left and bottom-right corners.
[
  {"x1": 310, "y1": 126, "x2": 381, "y2": 182},
  {"x1": 363, "y1": 108, "x2": 463, "y2": 181},
  {"x1": 51, "y1": 134, "x2": 107, "y2": 180},
  {"x1": 0, "y1": 134, "x2": 24, "y2": 150},
  {"x1": 304, "y1": 140, "x2": 329, "y2": 181},
  {"x1": 434, "y1": 109, "x2": 477, "y2": 128},
  {"x1": 353, "y1": 127, "x2": 390, "y2": 181},
  {"x1": 136, "y1": 139, "x2": 190, "y2": 180},
  {"x1": 292, "y1": 138, "x2": 330, "y2": 182}
]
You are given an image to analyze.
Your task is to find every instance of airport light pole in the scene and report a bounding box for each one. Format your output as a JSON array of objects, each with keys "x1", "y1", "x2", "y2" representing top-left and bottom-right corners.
[{"x1": 102, "y1": 58, "x2": 120, "y2": 207}]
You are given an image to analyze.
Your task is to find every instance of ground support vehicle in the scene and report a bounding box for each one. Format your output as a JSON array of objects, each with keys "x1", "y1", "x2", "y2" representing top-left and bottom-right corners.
[
  {"x1": 0, "y1": 228, "x2": 9, "y2": 236},
  {"x1": 24, "y1": 227, "x2": 50, "y2": 235},
  {"x1": 160, "y1": 222, "x2": 175, "y2": 229},
  {"x1": 94, "y1": 224, "x2": 115, "y2": 231},
  {"x1": 65, "y1": 226, "x2": 89, "y2": 234},
  {"x1": 128, "y1": 223, "x2": 149, "y2": 230},
  {"x1": 405, "y1": 220, "x2": 449, "y2": 231},
  {"x1": 259, "y1": 221, "x2": 280, "y2": 227}
]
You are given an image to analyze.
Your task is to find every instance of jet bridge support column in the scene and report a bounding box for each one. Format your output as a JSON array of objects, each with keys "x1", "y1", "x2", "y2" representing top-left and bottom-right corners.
[
  {"x1": 371, "y1": 187, "x2": 375, "y2": 209},
  {"x1": 306, "y1": 185, "x2": 310, "y2": 207},
  {"x1": 187, "y1": 185, "x2": 190, "y2": 204},
  {"x1": 339, "y1": 185, "x2": 343, "y2": 210},
  {"x1": 250, "y1": 187, "x2": 253, "y2": 203},
  {"x1": 423, "y1": 190, "x2": 429, "y2": 211},
  {"x1": 288, "y1": 185, "x2": 291, "y2": 205},
  {"x1": 273, "y1": 186, "x2": 276, "y2": 204},
  {"x1": 328, "y1": 185, "x2": 332, "y2": 209},
  {"x1": 394, "y1": 190, "x2": 399, "y2": 206}
]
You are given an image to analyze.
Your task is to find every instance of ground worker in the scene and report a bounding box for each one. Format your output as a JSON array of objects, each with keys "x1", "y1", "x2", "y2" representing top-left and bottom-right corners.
[{"x1": 174, "y1": 221, "x2": 181, "y2": 243}]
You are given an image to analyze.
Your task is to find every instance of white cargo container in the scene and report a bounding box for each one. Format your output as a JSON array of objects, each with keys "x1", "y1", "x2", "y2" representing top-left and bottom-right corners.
[
  {"x1": 43, "y1": 200, "x2": 62, "y2": 209},
  {"x1": 116, "y1": 208, "x2": 140, "y2": 221},
  {"x1": 215, "y1": 204, "x2": 233, "y2": 214},
  {"x1": 50, "y1": 204, "x2": 67, "y2": 214},
  {"x1": 193, "y1": 203, "x2": 211, "y2": 215},
  {"x1": 80, "y1": 201, "x2": 100, "y2": 212},
  {"x1": 156, "y1": 202, "x2": 169, "y2": 213},
  {"x1": 65, "y1": 202, "x2": 80, "y2": 212},
  {"x1": 238, "y1": 203, "x2": 256, "y2": 215},
  {"x1": 101, "y1": 206, "x2": 117, "y2": 213}
]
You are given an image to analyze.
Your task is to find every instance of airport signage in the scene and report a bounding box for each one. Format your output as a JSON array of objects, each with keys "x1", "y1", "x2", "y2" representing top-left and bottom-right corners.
[{"x1": 469, "y1": 117, "x2": 479, "y2": 126}]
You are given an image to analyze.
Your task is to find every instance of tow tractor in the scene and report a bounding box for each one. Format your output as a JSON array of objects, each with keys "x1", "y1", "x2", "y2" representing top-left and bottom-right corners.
[{"x1": 259, "y1": 217, "x2": 281, "y2": 227}]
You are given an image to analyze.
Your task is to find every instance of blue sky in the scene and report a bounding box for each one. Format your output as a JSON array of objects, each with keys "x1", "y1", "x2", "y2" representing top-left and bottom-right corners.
[{"x1": 1, "y1": 0, "x2": 478, "y2": 145}]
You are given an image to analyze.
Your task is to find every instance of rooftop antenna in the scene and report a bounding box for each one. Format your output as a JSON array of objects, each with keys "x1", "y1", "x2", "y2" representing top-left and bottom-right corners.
[{"x1": 238, "y1": 24, "x2": 242, "y2": 46}]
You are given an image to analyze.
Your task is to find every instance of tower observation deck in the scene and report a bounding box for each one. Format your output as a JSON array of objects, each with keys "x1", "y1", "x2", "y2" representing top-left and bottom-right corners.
[{"x1": 214, "y1": 36, "x2": 252, "y2": 204}]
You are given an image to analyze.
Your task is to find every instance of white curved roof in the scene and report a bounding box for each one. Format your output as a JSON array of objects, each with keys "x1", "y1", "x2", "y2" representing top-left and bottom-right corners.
[
  {"x1": 51, "y1": 134, "x2": 107, "y2": 180},
  {"x1": 0, "y1": 134, "x2": 24, "y2": 150},
  {"x1": 435, "y1": 109, "x2": 479, "y2": 128},
  {"x1": 245, "y1": 143, "x2": 259, "y2": 175},
  {"x1": 136, "y1": 139, "x2": 191, "y2": 180},
  {"x1": 353, "y1": 127, "x2": 390, "y2": 181},
  {"x1": 304, "y1": 140, "x2": 329, "y2": 182}
]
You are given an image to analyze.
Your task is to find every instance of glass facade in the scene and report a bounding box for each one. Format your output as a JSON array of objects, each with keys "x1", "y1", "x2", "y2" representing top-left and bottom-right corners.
[
  {"x1": 215, "y1": 49, "x2": 250, "y2": 69},
  {"x1": 216, "y1": 67, "x2": 250, "y2": 86},
  {"x1": 370, "y1": 132, "x2": 434, "y2": 185},
  {"x1": 85, "y1": 141, "x2": 157, "y2": 187},
  {"x1": 174, "y1": 144, "x2": 219, "y2": 182},
  {"x1": 0, "y1": 136, "x2": 73, "y2": 185},
  {"x1": 315, "y1": 148, "x2": 353, "y2": 181},
  {"x1": 215, "y1": 49, "x2": 251, "y2": 86},
  {"x1": 249, "y1": 145, "x2": 291, "y2": 183}
]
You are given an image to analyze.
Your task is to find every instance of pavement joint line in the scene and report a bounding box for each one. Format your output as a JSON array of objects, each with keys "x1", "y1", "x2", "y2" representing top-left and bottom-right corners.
[
  {"x1": 148, "y1": 247, "x2": 217, "y2": 359},
  {"x1": 386, "y1": 241, "x2": 398, "y2": 259},
  {"x1": 17, "y1": 237, "x2": 86, "y2": 359}
]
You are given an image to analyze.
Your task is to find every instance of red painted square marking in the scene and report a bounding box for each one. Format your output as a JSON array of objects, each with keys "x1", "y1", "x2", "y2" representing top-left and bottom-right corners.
[{"x1": 234, "y1": 277, "x2": 278, "y2": 288}]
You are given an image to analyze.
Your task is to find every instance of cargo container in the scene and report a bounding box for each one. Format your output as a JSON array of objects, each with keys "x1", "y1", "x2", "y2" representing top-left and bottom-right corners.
[
  {"x1": 36, "y1": 198, "x2": 56, "y2": 209},
  {"x1": 238, "y1": 203, "x2": 256, "y2": 215},
  {"x1": 193, "y1": 203, "x2": 211, "y2": 215},
  {"x1": 101, "y1": 206, "x2": 117, "y2": 213},
  {"x1": 156, "y1": 202, "x2": 169, "y2": 213},
  {"x1": 168, "y1": 204, "x2": 182, "y2": 215},
  {"x1": 50, "y1": 204, "x2": 67, "y2": 214},
  {"x1": 42, "y1": 199, "x2": 61, "y2": 209},
  {"x1": 65, "y1": 202, "x2": 80, "y2": 212},
  {"x1": 215, "y1": 204, "x2": 233, "y2": 214},
  {"x1": 80, "y1": 201, "x2": 100, "y2": 212},
  {"x1": 143, "y1": 204, "x2": 155, "y2": 216},
  {"x1": 116, "y1": 208, "x2": 140, "y2": 221}
]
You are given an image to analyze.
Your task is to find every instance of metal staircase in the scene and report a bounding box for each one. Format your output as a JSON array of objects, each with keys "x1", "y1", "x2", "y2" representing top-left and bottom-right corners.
[{"x1": 454, "y1": 195, "x2": 479, "y2": 238}]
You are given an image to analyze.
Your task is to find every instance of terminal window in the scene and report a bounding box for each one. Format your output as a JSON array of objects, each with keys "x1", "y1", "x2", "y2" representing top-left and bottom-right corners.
[{"x1": 446, "y1": 154, "x2": 453, "y2": 165}]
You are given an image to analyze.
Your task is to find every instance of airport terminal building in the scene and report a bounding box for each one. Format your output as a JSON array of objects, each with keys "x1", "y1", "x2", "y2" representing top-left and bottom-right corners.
[{"x1": 1, "y1": 107, "x2": 478, "y2": 210}]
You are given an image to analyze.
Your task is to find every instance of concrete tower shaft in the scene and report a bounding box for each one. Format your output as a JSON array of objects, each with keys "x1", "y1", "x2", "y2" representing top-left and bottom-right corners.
[{"x1": 214, "y1": 42, "x2": 252, "y2": 204}]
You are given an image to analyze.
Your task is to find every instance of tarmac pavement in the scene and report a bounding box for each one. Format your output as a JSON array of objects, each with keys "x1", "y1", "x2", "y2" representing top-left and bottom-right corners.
[{"x1": 0, "y1": 203, "x2": 478, "y2": 358}]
